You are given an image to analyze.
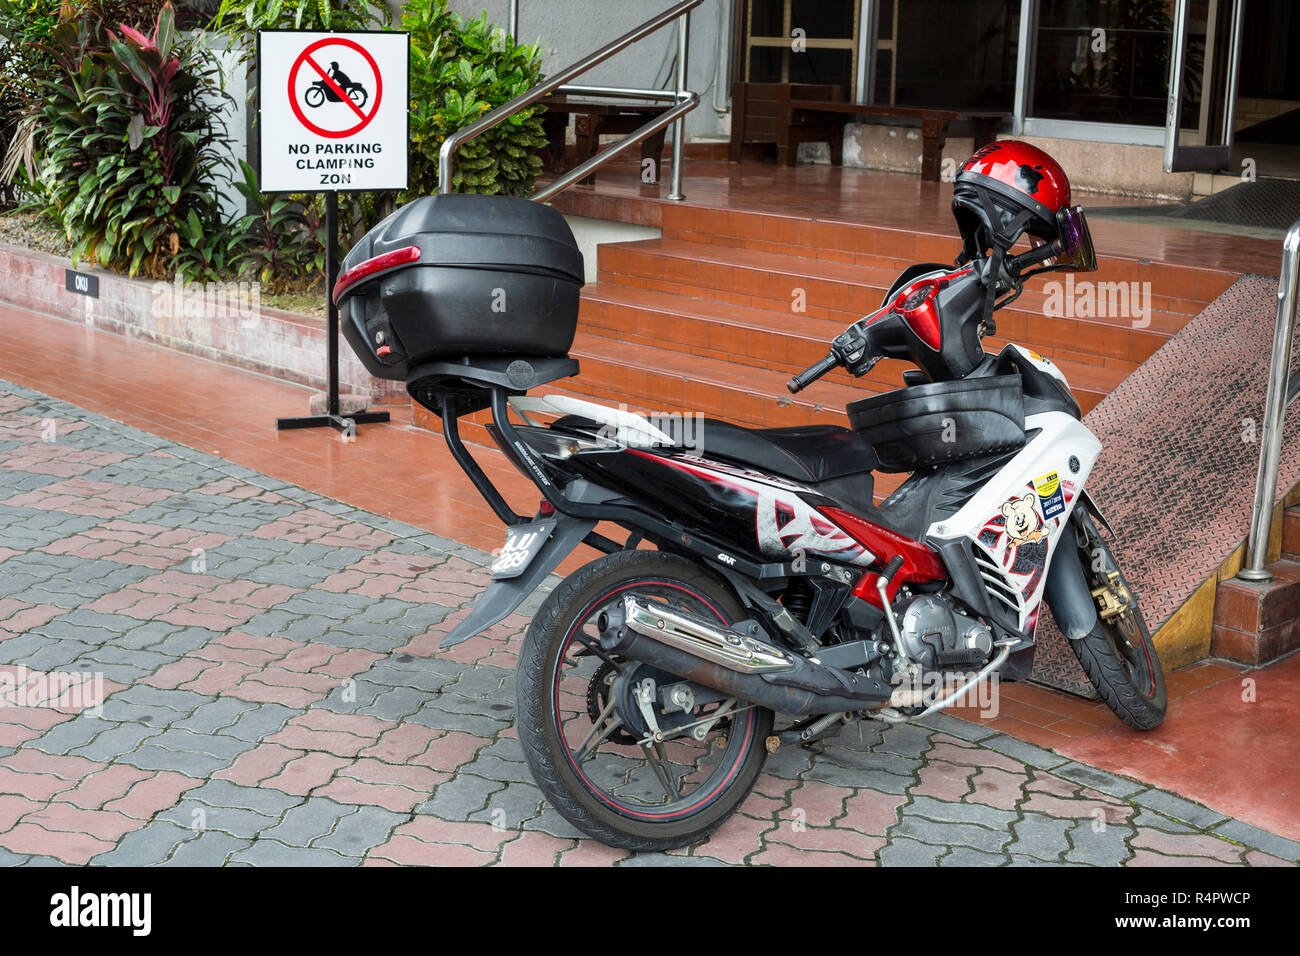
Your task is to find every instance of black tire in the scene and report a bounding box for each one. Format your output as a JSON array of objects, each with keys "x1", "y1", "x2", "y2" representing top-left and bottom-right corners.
[
  {"x1": 1067, "y1": 514, "x2": 1166, "y2": 730},
  {"x1": 516, "y1": 550, "x2": 774, "y2": 851},
  {"x1": 304, "y1": 85, "x2": 325, "y2": 108},
  {"x1": 347, "y1": 86, "x2": 368, "y2": 109}
]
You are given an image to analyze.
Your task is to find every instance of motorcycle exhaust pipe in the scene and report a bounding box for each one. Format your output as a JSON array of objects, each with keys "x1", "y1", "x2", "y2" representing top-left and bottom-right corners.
[{"x1": 598, "y1": 596, "x2": 893, "y2": 716}]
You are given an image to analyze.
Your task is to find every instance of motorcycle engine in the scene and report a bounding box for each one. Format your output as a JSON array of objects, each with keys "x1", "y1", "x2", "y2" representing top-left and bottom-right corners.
[{"x1": 896, "y1": 595, "x2": 994, "y2": 670}]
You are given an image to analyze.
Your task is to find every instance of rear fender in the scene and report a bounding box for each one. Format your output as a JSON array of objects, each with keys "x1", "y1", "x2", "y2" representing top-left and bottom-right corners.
[{"x1": 440, "y1": 515, "x2": 596, "y2": 649}]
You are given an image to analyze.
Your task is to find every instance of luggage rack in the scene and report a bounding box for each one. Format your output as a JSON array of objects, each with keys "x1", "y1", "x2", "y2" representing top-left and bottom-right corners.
[{"x1": 417, "y1": 357, "x2": 805, "y2": 583}]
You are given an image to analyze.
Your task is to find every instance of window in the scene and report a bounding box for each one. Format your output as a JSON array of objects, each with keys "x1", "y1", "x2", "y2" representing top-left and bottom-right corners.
[
  {"x1": 743, "y1": 0, "x2": 859, "y2": 88},
  {"x1": 1030, "y1": 0, "x2": 1175, "y2": 126}
]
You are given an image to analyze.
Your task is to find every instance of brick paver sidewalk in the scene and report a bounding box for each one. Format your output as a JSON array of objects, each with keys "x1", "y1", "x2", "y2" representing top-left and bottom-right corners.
[{"x1": 0, "y1": 380, "x2": 1294, "y2": 867}]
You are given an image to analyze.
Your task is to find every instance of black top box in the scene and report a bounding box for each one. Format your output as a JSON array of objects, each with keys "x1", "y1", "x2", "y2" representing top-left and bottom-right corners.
[{"x1": 336, "y1": 194, "x2": 585, "y2": 382}]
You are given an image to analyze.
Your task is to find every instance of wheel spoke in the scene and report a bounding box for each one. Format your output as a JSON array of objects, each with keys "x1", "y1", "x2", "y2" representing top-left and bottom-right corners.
[
  {"x1": 574, "y1": 698, "x2": 623, "y2": 763},
  {"x1": 642, "y1": 741, "x2": 680, "y2": 801}
]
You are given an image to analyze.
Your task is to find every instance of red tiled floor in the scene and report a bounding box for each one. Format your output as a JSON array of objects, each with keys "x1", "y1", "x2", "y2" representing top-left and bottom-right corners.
[
  {"x1": 1061, "y1": 652, "x2": 1300, "y2": 841},
  {"x1": 0, "y1": 303, "x2": 577, "y2": 568}
]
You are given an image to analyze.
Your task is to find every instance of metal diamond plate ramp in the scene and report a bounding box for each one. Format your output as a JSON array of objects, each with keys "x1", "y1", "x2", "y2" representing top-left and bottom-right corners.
[{"x1": 1032, "y1": 273, "x2": 1300, "y2": 696}]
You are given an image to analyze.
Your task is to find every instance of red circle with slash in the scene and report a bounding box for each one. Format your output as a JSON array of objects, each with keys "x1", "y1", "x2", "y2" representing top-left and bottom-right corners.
[{"x1": 288, "y1": 37, "x2": 384, "y2": 139}]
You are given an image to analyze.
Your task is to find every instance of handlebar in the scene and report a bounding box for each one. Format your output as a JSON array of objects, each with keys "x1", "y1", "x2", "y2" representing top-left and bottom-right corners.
[{"x1": 787, "y1": 352, "x2": 840, "y2": 393}]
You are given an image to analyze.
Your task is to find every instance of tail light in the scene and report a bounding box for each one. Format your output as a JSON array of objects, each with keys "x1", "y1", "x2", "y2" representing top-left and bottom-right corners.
[{"x1": 332, "y1": 245, "x2": 421, "y2": 305}]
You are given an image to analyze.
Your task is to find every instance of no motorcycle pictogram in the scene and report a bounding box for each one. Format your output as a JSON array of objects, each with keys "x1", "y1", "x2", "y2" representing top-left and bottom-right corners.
[
  {"x1": 288, "y1": 37, "x2": 383, "y2": 139},
  {"x1": 257, "y1": 30, "x2": 409, "y2": 193}
]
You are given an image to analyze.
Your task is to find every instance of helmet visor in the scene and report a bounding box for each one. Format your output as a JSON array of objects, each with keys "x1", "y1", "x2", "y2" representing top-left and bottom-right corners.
[{"x1": 1051, "y1": 205, "x2": 1097, "y2": 272}]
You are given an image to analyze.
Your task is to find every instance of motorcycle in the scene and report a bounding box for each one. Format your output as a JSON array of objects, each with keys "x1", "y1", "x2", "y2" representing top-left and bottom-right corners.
[
  {"x1": 304, "y1": 76, "x2": 368, "y2": 110},
  {"x1": 335, "y1": 142, "x2": 1166, "y2": 851}
]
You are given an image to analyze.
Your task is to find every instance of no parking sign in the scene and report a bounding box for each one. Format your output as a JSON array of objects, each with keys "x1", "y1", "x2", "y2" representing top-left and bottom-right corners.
[{"x1": 257, "y1": 30, "x2": 409, "y2": 192}]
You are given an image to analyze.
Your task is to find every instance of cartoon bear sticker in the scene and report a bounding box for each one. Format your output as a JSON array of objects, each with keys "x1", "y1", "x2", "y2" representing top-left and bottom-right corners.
[{"x1": 1001, "y1": 493, "x2": 1048, "y2": 545}]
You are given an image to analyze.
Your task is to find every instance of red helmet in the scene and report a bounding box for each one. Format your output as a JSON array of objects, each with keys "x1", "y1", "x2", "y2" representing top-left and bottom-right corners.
[{"x1": 952, "y1": 141, "x2": 1081, "y2": 265}]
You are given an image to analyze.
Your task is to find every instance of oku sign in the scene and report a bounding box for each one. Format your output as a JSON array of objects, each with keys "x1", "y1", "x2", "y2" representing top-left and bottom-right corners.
[{"x1": 257, "y1": 30, "x2": 409, "y2": 192}]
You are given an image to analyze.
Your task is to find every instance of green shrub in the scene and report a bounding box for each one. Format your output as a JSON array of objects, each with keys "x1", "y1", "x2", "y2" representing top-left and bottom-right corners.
[
  {"x1": 403, "y1": 0, "x2": 547, "y2": 198},
  {"x1": 39, "y1": 2, "x2": 234, "y2": 278},
  {"x1": 230, "y1": 160, "x2": 325, "y2": 293},
  {"x1": 213, "y1": 0, "x2": 389, "y2": 54}
]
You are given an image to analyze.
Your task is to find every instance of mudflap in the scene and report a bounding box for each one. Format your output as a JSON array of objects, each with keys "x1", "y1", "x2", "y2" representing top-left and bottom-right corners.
[{"x1": 440, "y1": 516, "x2": 597, "y2": 650}]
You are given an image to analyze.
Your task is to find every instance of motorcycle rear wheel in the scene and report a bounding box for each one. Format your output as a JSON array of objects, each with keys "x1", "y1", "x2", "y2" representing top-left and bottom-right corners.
[
  {"x1": 516, "y1": 550, "x2": 774, "y2": 851},
  {"x1": 1068, "y1": 513, "x2": 1166, "y2": 730}
]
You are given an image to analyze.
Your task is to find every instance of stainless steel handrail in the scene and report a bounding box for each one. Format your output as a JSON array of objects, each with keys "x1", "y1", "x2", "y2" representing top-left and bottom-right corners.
[
  {"x1": 438, "y1": 0, "x2": 701, "y2": 202},
  {"x1": 1238, "y1": 219, "x2": 1300, "y2": 582}
]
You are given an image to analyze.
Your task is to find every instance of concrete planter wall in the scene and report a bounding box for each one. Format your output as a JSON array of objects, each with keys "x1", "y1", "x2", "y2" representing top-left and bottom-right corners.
[{"x1": 0, "y1": 243, "x2": 405, "y2": 405}]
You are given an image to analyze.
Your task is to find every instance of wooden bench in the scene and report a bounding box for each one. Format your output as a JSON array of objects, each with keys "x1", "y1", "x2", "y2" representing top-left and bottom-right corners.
[
  {"x1": 540, "y1": 96, "x2": 671, "y2": 185},
  {"x1": 728, "y1": 82, "x2": 847, "y2": 167},
  {"x1": 730, "y1": 81, "x2": 1008, "y2": 182}
]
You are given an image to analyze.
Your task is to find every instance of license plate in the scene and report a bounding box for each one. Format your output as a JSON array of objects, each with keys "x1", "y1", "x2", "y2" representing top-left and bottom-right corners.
[{"x1": 491, "y1": 519, "x2": 557, "y2": 580}]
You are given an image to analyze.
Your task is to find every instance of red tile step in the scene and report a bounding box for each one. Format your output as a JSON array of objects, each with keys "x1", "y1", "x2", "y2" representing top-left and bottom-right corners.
[
  {"x1": 597, "y1": 238, "x2": 1189, "y2": 370},
  {"x1": 1283, "y1": 505, "x2": 1300, "y2": 560},
  {"x1": 579, "y1": 282, "x2": 1124, "y2": 414},
  {"x1": 1212, "y1": 558, "x2": 1300, "y2": 666}
]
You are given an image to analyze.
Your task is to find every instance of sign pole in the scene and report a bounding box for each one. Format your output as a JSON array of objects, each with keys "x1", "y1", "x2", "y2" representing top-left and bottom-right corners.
[
  {"x1": 265, "y1": 28, "x2": 408, "y2": 435},
  {"x1": 326, "y1": 189, "x2": 340, "y2": 420},
  {"x1": 275, "y1": 192, "x2": 390, "y2": 432}
]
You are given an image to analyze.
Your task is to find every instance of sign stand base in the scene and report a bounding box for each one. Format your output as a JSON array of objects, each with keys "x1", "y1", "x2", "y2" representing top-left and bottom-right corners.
[{"x1": 275, "y1": 191, "x2": 390, "y2": 434}]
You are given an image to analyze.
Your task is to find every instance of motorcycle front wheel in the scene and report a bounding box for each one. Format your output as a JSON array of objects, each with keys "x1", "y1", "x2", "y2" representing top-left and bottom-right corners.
[
  {"x1": 516, "y1": 550, "x2": 773, "y2": 851},
  {"x1": 1068, "y1": 512, "x2": 1167, "y2": 730},
  {"x1": 304, "y1": 84, "x2": 325, "y2": 108}
]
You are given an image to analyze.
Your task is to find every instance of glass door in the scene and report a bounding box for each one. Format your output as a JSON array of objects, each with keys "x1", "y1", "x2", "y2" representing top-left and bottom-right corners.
[{"x1": 1163, "y1": 0, "x2": 1244, "y2": 172}]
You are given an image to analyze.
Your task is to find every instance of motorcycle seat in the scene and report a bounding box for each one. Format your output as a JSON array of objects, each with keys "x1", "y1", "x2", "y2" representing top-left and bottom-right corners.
[{"x1": 654, "y1": 419, "x2": 877, "y2": 485}]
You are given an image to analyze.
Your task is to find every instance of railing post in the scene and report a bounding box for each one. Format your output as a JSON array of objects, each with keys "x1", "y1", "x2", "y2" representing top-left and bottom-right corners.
[
  {"x1": 508, "y1": 0, "x2": 519, "y2": 38},
  {"x1": 1238, "y1": 220, "x2": 1300, "y2": 582},
  {"x1": 666, "y1": 9, "x2": 690, "y2": 201}
]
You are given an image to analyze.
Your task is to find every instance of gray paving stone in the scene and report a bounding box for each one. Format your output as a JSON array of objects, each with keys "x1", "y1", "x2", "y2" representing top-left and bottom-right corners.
[
  {"x1": 1210, "y1": 819, "x2": 1300, "y2": 863},
  {"x1": 979, "y1": 733, "x2": 1067, "y2": 770},
  {"x1": 7, "y1": 638, "x2": 95, "y2": 672},
  {"x1": 169, "y1": 697, "x2": 259, "y2": 736},
  {"x1": 621, "y1": 851, "x2": 728, "y2": 867},
  {"x1": 1054, "y1": 761, "x2": 1145, "y2": 799},
  {"x1": 229, "y1": 839, "x2": 359, "y2": 866},
  {"x1": 90, "y1": 821, "x2": 196, "y2": 866},
  {"x1": 146, "y1": 728, "x2": 259, "y2": 761},
  {"x1": 878, "y1": 836, "x2": 946, "y2": 867},
  {"x1": 159, "y1": 830, "x2": 249, "y2": 866},
  {"x1": 416, "y1": 774, "x2": 508, "y2": 822},
  {"x1": 524, "y1": 806, "x2": 586, "y2": 841},
  {"x1": 120, "y1": 744, "x2": 237, "y2": 777},
  {"x1": 940, "y1": 846, "x2": 1007, "y2": 866},
  {"x1": 182, "y1": 779, "x2": 302, "y2": 817},
  {"x1": 467, "y1": 780, "x2": 546, "y2": 830},
  {"x1": 1007, "y1": 812, "x2": 1071, "y2": 862},
  {"x1": 890, "y1": 817, "x2": 1011, "y2": 854},
  {"x1": 1134, "y1": 790, "x2": 1228, "y2": 830},
  {"x1": 312, "y1": 805, "x2": 409, "y2": 857},
  {"x1": 876, "y1": 721, "x2": 933, "y2": 758},
  {"x1": 904, "y1": 795, "x2": 1017, "y2": 829},
  {"x1": 25, "y1": 716, "x2": 107, "y2": 755},
  {"x1": 69, "y1": 722, "x2": 168, "y2": 762},
  {"x1": 0, "y1": 847, "x2": 31, "y2": 866},
  {"x1": 260, "y1": 797, "x2": 353, "y2": 846},
  {"x1": 158, "y1": 801, "x2": 280, "y2": 839},
  {"x1": 1066, "y1": 818, "x2": 1134, "y2": 866},
  {"x1": 407, "y1": 702, "x2": 512, "y2": 738},
  {"x1": 1131, "y1": 809, "x2": 1198, "y2": 834},
  {"x1": 106, "y1": 684, "x2": 212, "y2": 715}
]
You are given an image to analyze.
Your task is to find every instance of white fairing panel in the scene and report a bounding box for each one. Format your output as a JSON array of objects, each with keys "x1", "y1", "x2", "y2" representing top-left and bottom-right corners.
[{"x1": 926, "y1": 411, "x2": 1102, "y2": 634}]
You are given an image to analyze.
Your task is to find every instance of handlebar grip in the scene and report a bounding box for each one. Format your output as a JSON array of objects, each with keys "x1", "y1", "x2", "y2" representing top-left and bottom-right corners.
[{"x1": 787, "y1": 353, "x2": 839, "y2": 394}]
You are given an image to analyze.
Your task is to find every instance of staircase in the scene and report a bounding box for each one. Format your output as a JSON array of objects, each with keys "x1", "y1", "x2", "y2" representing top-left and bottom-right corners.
[{"x1": 413, "y1": 195, "x2": 1237, "y2": 503}]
